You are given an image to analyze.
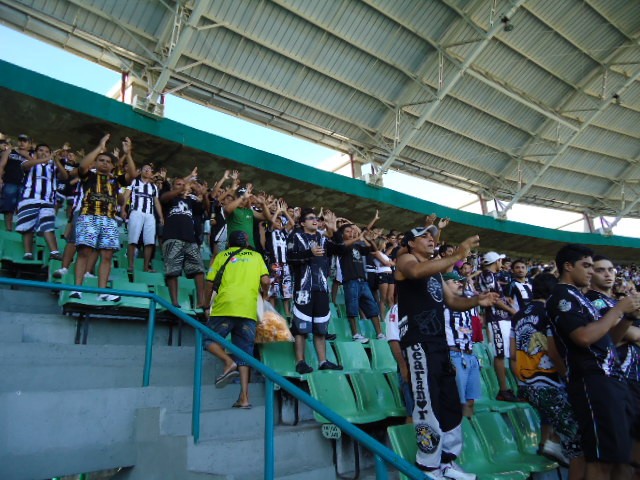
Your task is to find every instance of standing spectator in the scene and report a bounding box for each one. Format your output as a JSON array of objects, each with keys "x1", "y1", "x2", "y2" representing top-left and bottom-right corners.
[
  {"x1": 14, "y1": 143, "x2": 68, "y2": 260},
  {"x1": 122, "y1": 164, "x2": 163, "y2": 272},
  {"x1": 286, "y1": 208, "x2": 344, "y2": 374},
  {"x1": 71, "y1": 134, "x2": 134, "y2": 301},
  {"x1": 395, "y1": 226, "x2": 497, "y2": 479},
  {"x1": 203, "y1": 230, "x2": 270, "y2": 409},
  {"x1": 224, "y1": 180, "x2": 268, "y2": 249},
  {"x1": 0, "y1": 134, "x2": 31, "y2": 231},
  {"x1": 510, "y1": 273, "x2": 583, "y2": 475},
  {"x1": 507, "y1": 258, "x2": 532, "y2": 313},
  {"x1": 479, "y1": 251, "x2": 518, "y2": 401},
  {"x1": 443, "y1": 271, "x2": 482, "y2": 418},
  {"x1": 547, "y1": 244, "x2": 639, "y2": 480},
  {"x1": 373, "y1": 236, "x2": 395, "y2": 319},
  {"x1": 160, "y1": 174, "x2": 207, "y2": 311}
]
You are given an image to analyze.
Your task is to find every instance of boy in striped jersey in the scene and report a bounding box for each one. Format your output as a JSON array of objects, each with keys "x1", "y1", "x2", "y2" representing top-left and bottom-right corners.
[{"x1": 15, "y1": 143, "x2": 68, "y2": 260}]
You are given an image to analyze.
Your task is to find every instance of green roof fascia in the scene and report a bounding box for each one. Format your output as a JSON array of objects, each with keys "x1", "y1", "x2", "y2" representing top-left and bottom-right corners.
[{"x1": 0, "y1": 59, "x2": 637, "y2": 249}]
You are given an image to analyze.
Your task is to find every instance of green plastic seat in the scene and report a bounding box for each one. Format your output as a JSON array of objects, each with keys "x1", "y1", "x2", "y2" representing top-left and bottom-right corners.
[
  {"x1": 0, "y1": 237, "x2": 44, "y2": 265},
  {"x1": 110, "y1": 280, "x2": 151, "y2": 311},
  {"x1": 350, "y1": 371, "x2": 406, "y2": 418},
  {"x1": 473, "y1": 342, "x2": 492, "y2": 369},
  {"x1": 334, "y1": 341, "x2": 371, "y2": 371},
  {"x1": 58, "y1": 276, "x2": 107, "y2": 307},
  {"x1": 471, "y1": 411, "x2": 558, "y2": 473},
  {"x1": 507, "y1": 406, "x2": 543, "y2": 455},
  {"x1": 329, "y1": 315, "x2": 352, "y2": 341},
  {"x1": 134, "y1": 270, "x2": 165, "y2": 289},
  {"x1": 458, "y1": 418, "x2": 529, "y2": 480},
  {"x1": 369, "y1": 339, "x2": 397, "y2": 372},
  {"x1": 155, "y1": 285, "x2": 196, "y2": 315},
  {"x1": 305, "y1": 338, "x2": 340, "y2": 371},
  {"x1": 259, "y1": 341, "x2": 300, "y2": 378},
  {"x1": 307, "y1": 372, "x2": 385, "y2": 424},
  {"x1": 386, "y1": 424, "x2": 416, "y2": 480},
  {"x1": 474, "y1": 370, "x2": 517, "y2": 413},
  {"x1": 385, "y1": 372, "x2": 408, "y2": 412},
  {"x1": 108, "y1": 267, "x2": 130, "y2": 281},
  {"x1": 358, "y1": 318, "x2": 377, "y2": 339}
]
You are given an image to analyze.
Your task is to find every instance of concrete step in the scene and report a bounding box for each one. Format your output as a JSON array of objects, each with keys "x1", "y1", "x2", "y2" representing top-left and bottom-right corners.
[
  {"x1": 187, "y1": 421, "x2": 334, "y2": 480},
  {"x1": 0, "y1": 342, "x2": 241, "y2": 392},
  {"x1": 0, "y1": 321, "x2": 23, "y2": 343},
  {"x1": 0, "y1": 284, "x2": 60, "y2": 313}
]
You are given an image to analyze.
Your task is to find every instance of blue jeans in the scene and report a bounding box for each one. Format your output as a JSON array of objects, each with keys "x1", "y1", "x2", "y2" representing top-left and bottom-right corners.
[{"x1": 344, "y1": 278, "x2": 380, "y2": 318}]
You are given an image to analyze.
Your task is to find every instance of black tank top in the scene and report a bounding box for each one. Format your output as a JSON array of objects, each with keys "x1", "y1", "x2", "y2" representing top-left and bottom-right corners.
[{"x1": 397, "y1": 271, "x2": 447, "y2": 351}]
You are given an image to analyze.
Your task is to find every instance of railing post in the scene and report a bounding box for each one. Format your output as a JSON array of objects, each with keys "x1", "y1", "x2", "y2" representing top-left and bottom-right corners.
[
  {"x1": 192, "y1": 329, "x2": 203, "y2": 444},
  {"x1": 264, "y1": 377, "x2": 275, "y2": 480},
  {"x1": 375, "y1": 454, "x2": 388, "y2": 479},
  {"x1": 142, "y1": 298, "x2": 157, "y2": 386}
]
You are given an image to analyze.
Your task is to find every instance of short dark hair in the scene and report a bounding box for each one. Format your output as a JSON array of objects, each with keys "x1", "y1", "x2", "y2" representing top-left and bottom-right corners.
[
  {"x1": 98, "y1": 152, "x2": 118, "y2": 164},
  {"x1": 531, "y1": 273, "x2": 558, "y2": 300},
  {"x1": 511, "y1": 259, "x2": 527, "y2": 269},
  {"x1": 35, "y1": 143, "x2": 51, "y2": 152},
  {"x1": 299, "y1": 207, "x2": 315, "y2": 222},
  {"x1": 555, "y1": 244, "x2": 594, "y2": 275},
  {"x1": 592, "y1": 254, "x2": 611, "y2": 264}
]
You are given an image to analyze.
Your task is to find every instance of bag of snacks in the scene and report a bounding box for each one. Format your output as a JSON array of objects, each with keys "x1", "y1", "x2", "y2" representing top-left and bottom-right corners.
[{"x1": 255, "y1": 299, "x2": 294, "y2": 343}]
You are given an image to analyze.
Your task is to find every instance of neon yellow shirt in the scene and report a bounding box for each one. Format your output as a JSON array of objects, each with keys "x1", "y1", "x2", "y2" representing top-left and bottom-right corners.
[{"x1": 207, "y1": 247, "x2": 268, "y2": 321}]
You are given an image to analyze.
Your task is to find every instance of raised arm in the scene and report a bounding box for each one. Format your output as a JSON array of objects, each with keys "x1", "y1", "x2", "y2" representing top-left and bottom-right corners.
[
  {"x1": 121, "y1": 137, "x2": 136, "y2": 183},
  {"x1": 79, "y1": 134, "x2": 110, "y2": 175}
]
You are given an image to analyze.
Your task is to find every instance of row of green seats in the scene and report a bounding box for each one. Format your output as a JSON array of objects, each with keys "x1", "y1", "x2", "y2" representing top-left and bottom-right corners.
[
  {"x1": 259, "y1": 339, "x2": 398, "y2": 380},
  {"x1": 307, "y1": 370, "x2": 406, "y2": 424},
  {"x1": 388, "y1": 408, "x2": 557, "y2": 480}
]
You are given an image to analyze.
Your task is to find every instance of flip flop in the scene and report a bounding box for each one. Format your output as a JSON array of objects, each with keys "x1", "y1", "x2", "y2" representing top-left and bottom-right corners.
[
  {"x1": 215, "y1": 367, "x2": 239, "y2": 388},
  {"x1": 232, "y1": 401, "x2": 252, "y2": 409}
]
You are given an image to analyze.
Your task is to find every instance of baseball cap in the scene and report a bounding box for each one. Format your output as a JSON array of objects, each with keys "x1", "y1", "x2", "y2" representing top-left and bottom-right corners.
[
  {"x1": 443, "y1": 271, "x2": 465, "y2": 282},
  {"x1": 482, "y1": 251, "x2": 506, "y2": 266},
  {"x1": 401, "y1": 225, "x2": 438, "y2": 246},
  {"x1": 228, "y1": 230, "x2": 249, "y2": 247},
  {"x1": 236, "y1": 187, "x2": 247, "y2": 197},
  {"x1": 17, "y1": 134, "x2": 30, "y2": 141}
]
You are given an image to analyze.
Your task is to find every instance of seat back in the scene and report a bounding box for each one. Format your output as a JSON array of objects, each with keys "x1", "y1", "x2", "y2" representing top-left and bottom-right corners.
[
  {"x1": 370, "y1": 339, "x2": 396, "y2": 372},
  {"x1": 259, "y1": 342, "x2": 299, "y2": 378},
  {"x1": 334, "y1": 341, "x2": 371, "y2": 371},
  {"x1": 386, "y1": 424, "x2": 416, "y2": 480},
  {"x1": 350, "y1": 371, "x2": 405, "y2": 418}
]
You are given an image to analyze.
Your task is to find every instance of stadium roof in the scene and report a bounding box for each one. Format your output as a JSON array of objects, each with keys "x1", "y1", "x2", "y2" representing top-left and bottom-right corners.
[{"x1": 1, "y1": 0, "x2": 640, "y2": 221}]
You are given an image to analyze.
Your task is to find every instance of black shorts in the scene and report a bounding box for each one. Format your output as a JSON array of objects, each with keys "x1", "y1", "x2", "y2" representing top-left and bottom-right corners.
[
  {"x1": 377, "y1": 272, "x2": 394, "y2": 285},
  {"x1": 291, "y1": 290, "x2": 330, "y2": 336},
  {"x1": 568, "y1": 375, "x2": 632, "y2": 463},
  {"x1": 488, "y1": 321, "x2": 505, "y2": 359},
  {"x1": 629, "y1": 380, "x2": 640, "y2": 441}
]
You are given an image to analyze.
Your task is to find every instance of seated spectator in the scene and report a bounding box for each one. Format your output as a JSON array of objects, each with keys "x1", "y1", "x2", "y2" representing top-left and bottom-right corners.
[{"x1": 203, "y1": 230, "x2": 270, "y2": 409}]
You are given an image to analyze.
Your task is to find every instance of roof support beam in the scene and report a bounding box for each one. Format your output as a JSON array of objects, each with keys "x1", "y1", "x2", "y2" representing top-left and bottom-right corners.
[
  {"x1": 609, "y1": 196, "x2": 640, "y2": 231},
  {"x1": 499, "y1": 68, "x2": 640, "y2": 217},
  {"x1": 147, "y1": 0, "x2": 211, "y2": 104},
  {"x1": 371, "y1": 0, "x2": 527, "y2": 181}
]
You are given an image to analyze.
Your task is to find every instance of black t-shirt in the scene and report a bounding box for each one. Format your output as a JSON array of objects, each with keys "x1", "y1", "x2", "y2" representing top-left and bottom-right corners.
[
  {"x1": 162, "y1": 195, "x2": 197, "y2": 243},
  {"x1": 3, "y1": 149, "x2": 29, "y2": 184},
  {"x1": 547, "y1": 284, "x2": 623, "y2": 381},
  {"x1": 339, "y1": 242, "x2": 371, "y2": 282},
  {"x1": 398, "y1": 272, "x2": 447, "y2": 351}
]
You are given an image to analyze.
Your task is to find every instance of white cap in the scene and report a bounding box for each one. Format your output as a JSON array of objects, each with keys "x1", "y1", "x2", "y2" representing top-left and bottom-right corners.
[{"x1": 482, "y1": 251, "x2": 506, "y2": 266}]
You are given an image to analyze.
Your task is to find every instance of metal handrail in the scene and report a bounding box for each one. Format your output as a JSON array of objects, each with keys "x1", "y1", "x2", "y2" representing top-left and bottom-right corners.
[{"x1": 0, "y1": 277, "x2": 429, "y2": 479}]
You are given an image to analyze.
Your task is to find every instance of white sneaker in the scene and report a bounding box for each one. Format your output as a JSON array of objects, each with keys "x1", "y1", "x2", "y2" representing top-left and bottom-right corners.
[
  {"x1": 53, "y1": 267, "x2": 68, "y2": 279},
  {"x1": 352, "y1": 333, "x2": 370, "y2": 344},
  {"x1": 440, "y1": 462, "x2": 476, "y2": 480},
  {"x1": 542, "y1": 439, "x2": 569, "y2": 467},
  {"x1": 98, "y1": 293, "x2": 121, "y2": 302},
  {"x1": 376, "y1": 333, "x2": 386, "y2": 340},
  {"x1": 69, "y1": 291, "x2": 82, "y2": 299},
  {"x1": 84, "y1": 272, "x2": 97, "y2": 279}
]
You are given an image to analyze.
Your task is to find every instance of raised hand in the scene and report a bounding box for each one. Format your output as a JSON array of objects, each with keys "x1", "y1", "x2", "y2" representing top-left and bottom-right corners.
[
  {"x1": 438, "y1": 217, "x2": 450, "y2": 229},
  {"x1": 457, "y1": 235, "x2": 480, "y2": 259},
  {"x1": 425, "y1": 213, "x2": 437, "y2": 226},
  {"x1": 122, "y1": 137, "x2": 132, "y2": 154},
  {"x1": 99, "y1": 133, "x2": 111, "y2": 152}
]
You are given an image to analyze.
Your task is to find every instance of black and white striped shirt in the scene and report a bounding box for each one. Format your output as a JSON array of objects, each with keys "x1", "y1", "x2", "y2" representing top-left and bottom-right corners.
[
  {"x1": 128, "y1": 178, "x2": 158, "y2": 215},
  {"x1": 444, "y1": 307, "x2": 474, "y2": 352},
  {"x1": 509, "y1": 280, "x2": 533, "y2": 313},
  {"x1": 21, "y1": 161, "x2": 57, "y2": 204},
  {"x1": 267, "y1": 228, "x2": 288, "y2": 264}
]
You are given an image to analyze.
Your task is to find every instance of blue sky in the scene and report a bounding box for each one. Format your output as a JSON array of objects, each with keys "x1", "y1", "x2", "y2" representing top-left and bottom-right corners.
[{"x1": 1, "y1": 25, "x2": 638, "y2": 238}]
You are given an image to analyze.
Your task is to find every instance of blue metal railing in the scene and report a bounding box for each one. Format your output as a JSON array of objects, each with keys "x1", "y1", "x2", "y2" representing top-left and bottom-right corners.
[{"x1": 0, "y1": 277, "x2": 429, "y2": 479}]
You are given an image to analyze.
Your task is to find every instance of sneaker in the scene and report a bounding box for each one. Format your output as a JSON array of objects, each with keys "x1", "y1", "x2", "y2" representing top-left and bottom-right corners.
[
  {"x1": 496, "y1": 389, "x2": 518, "y2": 402},
  {"x1": 23, "y1": 253, "x2": 34, "y2": 260},
  {"x1": 352, "y1": 333, "x2": 370, "y2": 344},
  {"x1": 98, "y1": 293, "x2": 121, "y2": 302},
  {"x1": 49, "y1": 251, "x2": 62, "y2": 261},
  {"x1": 295, "y1": 360, "x2": 314, "y2": 375},
  {"x1": 69, "y1": 291, "x2": 82, "y2": 299},
  {"x1": 319, "y1": 360, "x2": 343, "y2": 371},
  {"x1": 541, "y1": 439, "x2": 569, "y2": 467},
  {"x1": 440, "y1": 461, "x2": 476, "y2": 480},
  {"x1": 84, "y1": 272, "x2": 97, "y2": 279},
  {"x1": 52, "y1": 267, "x2": 69, "y2": 279},
  {"x1": 376, "y1": 333, "x2": 386, "y2": 340}
]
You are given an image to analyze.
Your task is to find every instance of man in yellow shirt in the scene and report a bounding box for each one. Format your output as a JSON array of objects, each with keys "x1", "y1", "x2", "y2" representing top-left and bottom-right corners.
[{"x1": 204, "y1": 230, "x2": 270, "y2": 409}]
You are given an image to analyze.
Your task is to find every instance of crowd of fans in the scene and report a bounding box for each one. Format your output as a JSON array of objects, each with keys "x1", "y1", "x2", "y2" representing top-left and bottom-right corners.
[{"x1": 1, "y1": 132, "x2": 639, "y2": 480}]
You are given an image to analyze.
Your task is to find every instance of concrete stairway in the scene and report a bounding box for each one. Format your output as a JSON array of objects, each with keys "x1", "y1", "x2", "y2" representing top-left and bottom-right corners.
[{"x1": 0, "y1": 283, "x2": 339, "y2": 480}]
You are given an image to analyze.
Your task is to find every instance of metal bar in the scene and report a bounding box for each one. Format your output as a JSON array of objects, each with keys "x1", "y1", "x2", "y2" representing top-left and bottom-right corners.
[
  {"x1": 264, "y1": 378, "x2": 275, "y2": 480},
  {"x1": 192, "y1": 329, "x2": 203, "y2": 444},
  {"x1": 375, "y1": 454, "x2": 389, "y2": 479},
  {"x1": 0, "y1": 277, "x2": 425, "y2": 479},
  {"x1": 142, "y1": 299, "x2": 156, "y2": 386}
]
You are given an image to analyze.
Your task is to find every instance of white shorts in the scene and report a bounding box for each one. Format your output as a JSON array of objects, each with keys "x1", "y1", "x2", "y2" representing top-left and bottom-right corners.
[{"x1": 127, "y1": 210, "x2": 156, "y2": 245}]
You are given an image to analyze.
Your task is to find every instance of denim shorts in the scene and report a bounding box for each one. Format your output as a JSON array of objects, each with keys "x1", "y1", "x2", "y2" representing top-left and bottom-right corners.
[
  {"x1": 0, "y1": 183, "x2": 22, "y2": 213},
  {"x1": 449, "y1": 351, "x2": 482, "y2": 403},
  {"x1": 344, "y1": 278, "x2": 380, "y2": 318},
  {"x1": 204, "y1": 316, "x2": 256, "y2": 367}
]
